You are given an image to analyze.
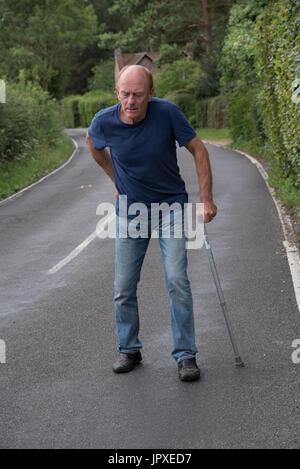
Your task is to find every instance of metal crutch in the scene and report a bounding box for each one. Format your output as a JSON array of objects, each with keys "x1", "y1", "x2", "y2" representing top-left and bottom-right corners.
[{"x1": 203, "y1": 223, "x2": 244, "y2": 367}]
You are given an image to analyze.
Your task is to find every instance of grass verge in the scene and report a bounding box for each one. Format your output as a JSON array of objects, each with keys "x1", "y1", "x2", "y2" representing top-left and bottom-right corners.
[
  {"x1": 0, "y1": 133, "x2": 74, "y2": 201},
  {"x1": 197, "y1": 127, "x2": 232, "y2": 143}
]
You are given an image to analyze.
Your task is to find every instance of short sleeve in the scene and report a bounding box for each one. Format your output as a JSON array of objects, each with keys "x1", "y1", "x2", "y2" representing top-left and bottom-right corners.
[
  {"x1": 169, "y1": 104, "x2": 196, "y2": 147},
  {"x1": 88, "y1": 114, "x2": 107, "y2": 150}
]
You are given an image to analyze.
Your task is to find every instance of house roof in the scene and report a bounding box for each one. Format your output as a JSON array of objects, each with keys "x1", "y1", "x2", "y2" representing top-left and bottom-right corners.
[
  {"x1": 121, "y1": 52, "x2": 160, "y2": 66},
  {"x1": 114, "y1": 49, "x2": 160, "y2": 82}
]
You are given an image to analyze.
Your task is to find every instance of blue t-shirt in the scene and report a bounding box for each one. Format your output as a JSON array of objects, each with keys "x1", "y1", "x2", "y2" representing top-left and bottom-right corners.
[{"x1": 88, "y1": 97, "x2": 196, "y2": 216}]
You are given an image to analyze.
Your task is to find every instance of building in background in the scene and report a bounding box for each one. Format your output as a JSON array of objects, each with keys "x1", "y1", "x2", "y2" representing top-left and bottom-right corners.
[{"x1": 114, "y1": 48, "x2": 159, "y2": 83}]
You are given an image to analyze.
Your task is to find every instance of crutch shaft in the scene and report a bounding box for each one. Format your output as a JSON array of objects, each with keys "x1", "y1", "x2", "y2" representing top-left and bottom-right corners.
[{"x1": 204, "y1": 225, "x2": 244, "y2": 367}]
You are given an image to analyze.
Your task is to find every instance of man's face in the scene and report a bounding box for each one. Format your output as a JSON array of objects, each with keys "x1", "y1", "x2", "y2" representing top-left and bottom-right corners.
[{"x1": 116, "y1": 69, "x2": 154, "y2": 124}]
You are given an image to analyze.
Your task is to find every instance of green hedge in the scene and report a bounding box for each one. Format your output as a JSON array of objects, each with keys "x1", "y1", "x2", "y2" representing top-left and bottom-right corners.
[
  {"x1": 196, "y1": 95, "x2": 226, "y2": 129},
  {"x1": 196, "y1": 99, "x2": 206, "y2": 129},
  {"x1": 61, "y1": 95, "x2": 81, "y2": 128},
  {"x1": 61, "y1": 91, "x2": 117, "y2": 128},
  {"x1": 154, "y1": 58, "x2": 202, "y2": 98},
  {"x1": 225, "y1": 88, "x2": 264, "y2": 145},
  {"x1": 0, "y1": 81, "x2": 62, "y2": 163},
  {"x1": 164, "y1": 91, "x2": 196, "y2": 125},
  {"x1": 219, "y1": 2, "x2": 268, "y2": 148},
  {"x1": 255, "y1": 0, "x2": 300, "y2": 186}
]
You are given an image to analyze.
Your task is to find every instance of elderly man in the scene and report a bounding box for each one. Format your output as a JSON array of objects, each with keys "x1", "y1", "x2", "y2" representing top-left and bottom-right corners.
[{"x1": 86, "y1": 65, "x2": 217, "y2": 382}]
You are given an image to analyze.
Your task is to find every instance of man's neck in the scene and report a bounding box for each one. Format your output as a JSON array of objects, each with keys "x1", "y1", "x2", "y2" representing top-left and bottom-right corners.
[{"x1": 119, "y1": 107, "x2": 147, "y2": 125}]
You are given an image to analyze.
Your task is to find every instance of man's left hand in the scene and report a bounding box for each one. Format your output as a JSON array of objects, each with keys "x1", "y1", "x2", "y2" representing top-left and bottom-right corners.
[{"x1": 198, "y1": 200, "x2": 217, "y2": 223}]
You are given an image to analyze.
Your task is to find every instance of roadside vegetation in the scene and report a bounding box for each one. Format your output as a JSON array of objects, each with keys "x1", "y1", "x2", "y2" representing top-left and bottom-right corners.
[
  {"x1": 0, "y1": 80, "x2": 74, "y2": 200},
  {"x1": 0, "y1": 134, "x2": 73, "y2": 200},
  {"x1": 0, "y1": 0, "x2": 299, "y2": 220}
]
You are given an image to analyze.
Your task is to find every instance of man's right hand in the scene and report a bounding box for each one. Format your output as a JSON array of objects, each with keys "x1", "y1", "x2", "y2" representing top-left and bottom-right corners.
[{"x1": 86, "y1": 133, "x2": 116, "y2": 185}]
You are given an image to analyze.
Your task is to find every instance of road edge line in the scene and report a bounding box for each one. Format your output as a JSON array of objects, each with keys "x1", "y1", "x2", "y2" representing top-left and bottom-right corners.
[
  {"x1": 203, "y1": 140, "x2": 300, "y2": 313},
  {"x1": 0, "y1": 134, "x2": 79, "y2": 207}
]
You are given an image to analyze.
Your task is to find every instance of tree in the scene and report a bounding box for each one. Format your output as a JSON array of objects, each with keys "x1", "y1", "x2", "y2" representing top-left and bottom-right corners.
[
  {"x1": 255, "y1": 0, "x2": 300, "y2": 184},
  {"x1": 196, "y1": 50, "x2": 222, "y2": 98},
  {"x1": 188, "y1": 0, "x2": 234, "y2": 55},
  {"x1": 220, "y1": 0, "x2": 269, "y2": 93},
  {"x1": 155, "y1": 44, "x2": 183, "y2": 67},
  {"x1": 154, "y1": 58, "x2": 202, "y2": 98},
  {"x1": 88, "y1": 59, "x2": 115, "y2": 92},
  {"x1": 0, "y1": 0, "x2": 98, "y2": 96},
  {"x1": 219, "y1": 0, "x2": 270, "y2": 144},
  {"x1": 98, "y1": 0, "x2": 232, "y2": 59}
]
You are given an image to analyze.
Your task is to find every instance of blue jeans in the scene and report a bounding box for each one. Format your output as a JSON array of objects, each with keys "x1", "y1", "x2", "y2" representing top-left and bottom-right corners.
[{"x1": 114, "y1": 210, "x2": 198, "y2": 363}]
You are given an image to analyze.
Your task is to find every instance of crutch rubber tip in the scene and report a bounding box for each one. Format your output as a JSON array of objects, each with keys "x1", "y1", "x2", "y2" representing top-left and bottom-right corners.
[{"x1": 235, "y1": 357, "x2": 245, "y2": 367}]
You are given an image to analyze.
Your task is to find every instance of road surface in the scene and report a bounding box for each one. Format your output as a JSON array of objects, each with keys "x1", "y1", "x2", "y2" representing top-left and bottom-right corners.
[{"x1": 0, "y1": 129, "x2": 299, "y2": 449}]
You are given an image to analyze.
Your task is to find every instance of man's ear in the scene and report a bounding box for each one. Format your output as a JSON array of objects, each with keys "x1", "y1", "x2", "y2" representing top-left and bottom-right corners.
[{"x1": 149, "y1": 88, "x2": 154, "y2": 101}]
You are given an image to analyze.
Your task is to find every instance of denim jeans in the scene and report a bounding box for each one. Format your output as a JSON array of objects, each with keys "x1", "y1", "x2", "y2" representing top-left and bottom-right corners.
[{"x1": 114, "y1": 210, "x2": 198, "y2": 363}]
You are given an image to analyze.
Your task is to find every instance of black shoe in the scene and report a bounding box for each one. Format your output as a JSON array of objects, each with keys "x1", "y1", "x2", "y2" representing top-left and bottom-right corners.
[
  {"x1": 178, "y1": 358, "x2": 200, "y2": 382},
  {"x1": 112, "y1": 351, "x2": 142, "y2": 373}
]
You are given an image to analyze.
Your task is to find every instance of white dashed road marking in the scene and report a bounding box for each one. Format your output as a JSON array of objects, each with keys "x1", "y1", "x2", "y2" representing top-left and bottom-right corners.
[{"x1": 47, "y1": 213, "x2": 116, "y2": 274}]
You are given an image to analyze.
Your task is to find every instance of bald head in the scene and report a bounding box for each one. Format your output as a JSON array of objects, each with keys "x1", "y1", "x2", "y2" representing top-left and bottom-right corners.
[
  {"x1": 115, "y1": 65, "x2": 154, "y2": 124},
  {"x1": 116, "y1": 65, "x2": 154, "y2": 92}
]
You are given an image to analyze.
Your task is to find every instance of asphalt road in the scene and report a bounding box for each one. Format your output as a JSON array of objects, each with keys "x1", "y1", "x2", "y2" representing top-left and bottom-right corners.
[{"x1": 0, "y1": 129, "x2": 299, "y2": 449}]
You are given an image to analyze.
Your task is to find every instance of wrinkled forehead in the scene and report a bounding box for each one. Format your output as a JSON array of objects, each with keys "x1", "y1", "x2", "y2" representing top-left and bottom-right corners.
[{"x1": 117, "y1": 69, "x2": 150, "y2": 92}]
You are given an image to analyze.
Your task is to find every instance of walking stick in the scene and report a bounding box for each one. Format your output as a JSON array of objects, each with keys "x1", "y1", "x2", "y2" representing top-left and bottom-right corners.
[{"x1": 203, "y1": 223, "x2": 244, "y2": 367}]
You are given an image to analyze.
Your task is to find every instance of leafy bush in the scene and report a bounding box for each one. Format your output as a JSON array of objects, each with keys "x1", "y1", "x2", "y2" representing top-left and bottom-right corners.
[
  {"x1": 225, "y1": 88, "x2": 264, "y2": 144},
  {"x1": 219, "y1": 0, "x2": 299, "y2": 215},
  {"x1": 61, "y1": 90, "x2": 117, "y2": 128},
  {"x1": 195, "y1": 99, "x2": 208, "y2": 129},
  {"x1": 220, "y1": 1, "x2": 267, "y2": 93},
  {"x1": 196, "y1": 95, "x2": 226, "y2": 129},
  {"x1": 164, "y1": 92, "x2": 195, "y2": 122},
  {"x1": 268, "y1": 160, "x2": 300, "y2": 222},
  {"x1": 0, "y1": 134, "x2": 74, "y2": 200},
  {"x1": 219, "y1": 1, "x2": 267, "y2": 145},
  {"x1": 78, "y1": 91, "x2": 117, "y2": 127},
  {"x1": 60, "y1": 95, "x2": 81, "y2": 128},
  {"x1": 206, "y1": 95, "x2": 227, "y2": 129},
  {"x1": 0, "y1": 81, "x2": 62, "y2": 163},
  {"x1": 196, "y1": 50, "x2": 222, "y2": 99},
  {"x1": 88, "y1": 59, "x2": 115, "y2": 93},
  {"x1": 255, "y1": 0, "x2": 300, "y2": 186},
  {"x1": 154, "y1": 58, "x2": 202, "y2": 98}
]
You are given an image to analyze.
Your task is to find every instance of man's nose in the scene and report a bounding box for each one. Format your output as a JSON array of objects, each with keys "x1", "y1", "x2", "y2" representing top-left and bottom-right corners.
[{"x1": 128, "y1": 94, "x2": 135, "y2": 104}]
